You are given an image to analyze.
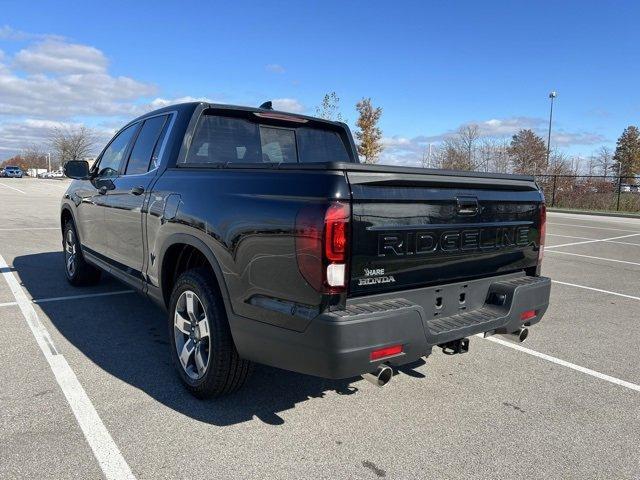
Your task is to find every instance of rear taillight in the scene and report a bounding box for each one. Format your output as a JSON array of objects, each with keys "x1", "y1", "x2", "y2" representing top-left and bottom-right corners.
[
  {"x1": 295, "y1": 202, "x2": 350, "y2": 294},
  {"x1": 538, "y1": 203, "x2": 546, "y2": 267}
]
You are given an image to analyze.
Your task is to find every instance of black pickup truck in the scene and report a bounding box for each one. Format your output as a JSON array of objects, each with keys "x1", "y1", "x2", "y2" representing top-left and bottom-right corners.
[{"x1": 62, "y1": 102, "x2": 550, "y2": 397}]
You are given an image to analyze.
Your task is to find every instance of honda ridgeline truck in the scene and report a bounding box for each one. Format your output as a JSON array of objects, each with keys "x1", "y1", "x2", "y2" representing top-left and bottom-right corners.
[{"x1": 61, "y1": 102, "x2": 550, "y2": 397}]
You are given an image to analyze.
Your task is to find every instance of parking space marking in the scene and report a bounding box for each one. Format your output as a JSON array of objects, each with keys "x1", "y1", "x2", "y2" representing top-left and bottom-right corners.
[
  {"x1": 547, "y1": 251, "x2": 640, "y2": 267},
  {"x1": 545, "y1": 233, "x2": 640, "y2": 249},
  {"x1": 0, "y1": 290, "x2": 134, "y2": 307},
  {"x1": 547, "y1": 233, "x2": 640, "y2": 246},
  {"x1": 0, "y1": 227, "x2": 59, "y2": 231},
  {"x1": 552, "y1": 280, "x2": 640, "y2": 301},
  {"x1": 481, "y1": 335, "x2": 640, "y2": 392},
  {"x1": 548, "y1": 222, "x2": 640, "y2": 233},
  {"x1": 0, "y1": 254, "x2": 136, "y2": 480},
  {"x1": 34, "y1": 290, "x2": 135, "y2": 304},
  {"x1": 0, "y1": 182, "x2": 26, "y2": 194}
]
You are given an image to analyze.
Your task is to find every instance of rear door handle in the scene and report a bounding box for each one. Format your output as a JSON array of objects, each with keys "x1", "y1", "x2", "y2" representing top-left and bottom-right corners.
[{"x1": 130, "y1": 186, "x2": 145, "y2": 196}]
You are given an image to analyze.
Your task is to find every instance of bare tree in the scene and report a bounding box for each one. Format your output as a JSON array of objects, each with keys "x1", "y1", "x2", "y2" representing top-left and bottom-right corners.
[
  {"x1": 595, "y1": 146, "x2": 613, "y2": 177},
  {"x1": 50, "y1": 126, "x2": 96, "y2": 168},
  {"x1": 458, "y1": 124, "x2": 480, "y2": 168},
  {"x1": 22, "y1": 144, "x2": 49, "y2": 172},
  {"x1": 315, "y1": 92, "x2": 344, "y2": 122},
  {"x1": 478, "y1": 138, "x2": 510, "y2": 173},
  {"x1": 355, "y1": 98, "x2": 383, "y2": 164}
]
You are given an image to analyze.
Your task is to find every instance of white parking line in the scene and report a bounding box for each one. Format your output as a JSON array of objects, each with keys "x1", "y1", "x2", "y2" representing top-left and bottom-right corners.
[
  {"x1": 0, "y1": 182, "x2": 26, "y2": 194},
  {"x1": 552, "y1": 280, "x2": 640, "y2": 301},
  {"x1": 548, "y1": 222, "x2": 640, "y2": 234},
  {"x1": 547, "y1": 251, "x2": 640, "y2": 267},
  {"x1": 0, "y1": 255, "x2": 136, "y2": 480},
  {"x1": 0, "y1": 290, "x2": 134, "y2": 308},
  {"x1": 545, "y1": 233, "x2": 640, "y2": 249},
  {"x1": 481, "y1": 335, "x2": 640, "y2": 392},
  {"x1": 34, "y1": 290, "x2": 135, "y2": 304},
  {"x1": 547, "y1": 233, "x2": 640, "y2": 246},
  {"x1": 0, "y1": 227, "x2": 59, "y2": 231}
]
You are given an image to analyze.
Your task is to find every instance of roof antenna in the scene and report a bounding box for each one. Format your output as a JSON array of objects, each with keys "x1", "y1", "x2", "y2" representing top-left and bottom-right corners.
[{"x1": 259, "y1": 101, "x2": 273, "y2": 110}]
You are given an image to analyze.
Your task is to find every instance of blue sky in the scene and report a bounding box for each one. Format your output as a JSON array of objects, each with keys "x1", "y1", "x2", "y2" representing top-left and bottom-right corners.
[{"x1": 1, "y1": 0, "x2": 639, "y2": 164}]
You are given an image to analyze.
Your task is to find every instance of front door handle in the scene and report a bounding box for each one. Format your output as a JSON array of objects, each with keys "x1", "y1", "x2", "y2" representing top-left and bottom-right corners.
[{"x1": 130, "y1": 186, "x2": 145, "y2": 196}]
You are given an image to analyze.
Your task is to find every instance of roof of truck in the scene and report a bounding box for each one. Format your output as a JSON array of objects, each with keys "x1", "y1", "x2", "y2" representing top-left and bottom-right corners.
[{"x1": 131, "y1": 101, "x2": 345, "y2": 128}]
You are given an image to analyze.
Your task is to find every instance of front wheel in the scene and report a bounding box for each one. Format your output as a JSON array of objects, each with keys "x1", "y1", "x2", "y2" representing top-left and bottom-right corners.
[
  {"x1": 63, "y1": 221, "x2": 101, "y2": 286},
  {"x1": 168, "y1": 268, "x2": 252, "y2": 398}
]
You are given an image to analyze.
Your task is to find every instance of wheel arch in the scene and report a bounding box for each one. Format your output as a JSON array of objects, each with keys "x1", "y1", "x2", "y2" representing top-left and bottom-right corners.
[{"x1": 157, "y1": 233, "x2": 232, "y2": 312}]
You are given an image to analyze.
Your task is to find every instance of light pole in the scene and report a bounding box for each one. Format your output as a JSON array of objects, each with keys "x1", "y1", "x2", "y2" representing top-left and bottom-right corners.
[
  {"x1": 47, "y1": 152, "x2": 51, "y2": 172},
  {"x1": 546, "y1": 91, "x2": 557, "y2": 165}
]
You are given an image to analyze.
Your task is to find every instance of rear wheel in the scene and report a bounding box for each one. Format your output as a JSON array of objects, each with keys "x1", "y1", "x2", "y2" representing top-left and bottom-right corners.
[
  {"x1": 168, "y1": 268, "x2": 252, "y2": 398},
  {"x1": 63, "y1": 221, "x2": 101, "y2": 286}
]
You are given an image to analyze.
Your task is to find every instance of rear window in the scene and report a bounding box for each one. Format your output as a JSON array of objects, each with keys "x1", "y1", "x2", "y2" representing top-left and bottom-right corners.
[{"x1": 183, "y1": 114, "x2": 351, "y2": 165}]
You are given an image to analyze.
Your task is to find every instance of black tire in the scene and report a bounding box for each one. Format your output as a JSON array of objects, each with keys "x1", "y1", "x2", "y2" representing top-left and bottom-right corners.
[
  {"x1": 63, "y1": 220, "x2": 102, "y2": 286},
  {"x1": 168, "y1": 268, "x2": 252, "y2": 398}
]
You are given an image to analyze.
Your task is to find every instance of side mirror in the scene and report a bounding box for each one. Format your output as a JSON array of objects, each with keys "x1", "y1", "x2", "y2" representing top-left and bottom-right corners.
[{"x1": 64, "y1": 160, "x2": 90, "y2": 179}]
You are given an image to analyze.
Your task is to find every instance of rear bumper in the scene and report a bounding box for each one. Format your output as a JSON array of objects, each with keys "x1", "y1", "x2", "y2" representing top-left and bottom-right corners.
[{"x1": 232, "y1": 273, "x2": 551, "y2": 379}]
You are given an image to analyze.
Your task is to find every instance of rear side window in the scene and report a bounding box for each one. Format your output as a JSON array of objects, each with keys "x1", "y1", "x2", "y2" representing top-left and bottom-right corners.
[
  {"x1": 183, "y1": 114, "x2": 350, "y2": 165},
  {"x1": 125, "y1": 115, "x2": 168, "y2": 175}
]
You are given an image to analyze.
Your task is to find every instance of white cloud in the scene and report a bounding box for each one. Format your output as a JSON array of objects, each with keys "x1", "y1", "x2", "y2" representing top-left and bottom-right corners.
[
  {"x1": 146, "y1": 96, "x2": 216, "y2": 110},
  {"x1": 0, "y1": 118, "x2": 112, "y2": 155},
  {"x1": 0, "y1": 38, "x2": 156, "y2": 117},
  {"x1": 14, "y1": 40, "x2": 108, "y2": 74},
  {"x1": 271, "y1": 98, "x2": 304, "y2": 113},
  {"x1": 265, "y1": 63, "x2": 285, "y2": 74}
]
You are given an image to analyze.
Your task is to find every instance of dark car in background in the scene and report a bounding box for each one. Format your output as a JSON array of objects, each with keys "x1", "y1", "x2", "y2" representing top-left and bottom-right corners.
[{"x1": 61, "y1": 102, "x2": 550, "y2": 398}]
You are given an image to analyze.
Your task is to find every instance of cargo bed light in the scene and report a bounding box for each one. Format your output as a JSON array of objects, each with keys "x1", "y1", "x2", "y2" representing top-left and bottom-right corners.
[
  {"x1": 370, "y1": 344, "x2": 403, "y2": 361},
  {"x1": 520, "y1": 310, "x2": 536, "y2": 321}
]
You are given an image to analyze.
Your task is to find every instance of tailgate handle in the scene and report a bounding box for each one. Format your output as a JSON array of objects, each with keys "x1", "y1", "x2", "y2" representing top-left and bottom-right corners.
[{"x1": 456, "y1": 196, "x2": 479, "y2": 216}]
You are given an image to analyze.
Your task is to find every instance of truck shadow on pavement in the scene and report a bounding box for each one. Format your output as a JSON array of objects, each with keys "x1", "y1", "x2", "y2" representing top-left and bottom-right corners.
[{"x1": 14, "y1": 251, "x2": 425, "y2": 426}]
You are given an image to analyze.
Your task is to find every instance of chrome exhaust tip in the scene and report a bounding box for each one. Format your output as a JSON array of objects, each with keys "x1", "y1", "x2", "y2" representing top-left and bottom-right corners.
[
  {"x1": 362, "y1": 365, "x2": 393, "y2": 387},
  {"x1": 500, "y1": 327, "x2": 529, "y2": 343}
]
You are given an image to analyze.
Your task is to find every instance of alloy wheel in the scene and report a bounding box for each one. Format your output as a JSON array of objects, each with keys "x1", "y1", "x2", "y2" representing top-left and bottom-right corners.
[
  {"x1": 65, "y1": 228, "x2": 77, "y2": 277},
  {"x1": 173, "y1": 290, "x2": 211, "y2": 380}
]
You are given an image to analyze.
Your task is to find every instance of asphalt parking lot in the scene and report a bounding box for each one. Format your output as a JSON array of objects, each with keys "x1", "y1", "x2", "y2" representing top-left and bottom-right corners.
[{"x1": 1, "y1": 178, "x2": 639, "y2": 480}]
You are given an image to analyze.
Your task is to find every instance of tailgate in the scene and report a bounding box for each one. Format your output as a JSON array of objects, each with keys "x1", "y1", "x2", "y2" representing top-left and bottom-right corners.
[{"x1": 347, "y1": 169, "x2": 544, "y2": 296}]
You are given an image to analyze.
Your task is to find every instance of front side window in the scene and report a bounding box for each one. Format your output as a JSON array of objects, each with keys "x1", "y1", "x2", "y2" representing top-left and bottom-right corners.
[
  {"x1": 96, "y1": 123, "x2": 138, "y2": 178},
  {"x1": 125, "y1": 115, "x2": 168, "y2": 175}
]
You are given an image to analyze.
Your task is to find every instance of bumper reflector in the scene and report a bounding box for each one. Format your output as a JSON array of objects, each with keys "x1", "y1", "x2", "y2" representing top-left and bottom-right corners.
[
  {"x1": 520, "y1": 309, "x2": 536, "y2": 321},
  {"x1": 370, "y1": 344, "x2": 403, "y2": 361}
]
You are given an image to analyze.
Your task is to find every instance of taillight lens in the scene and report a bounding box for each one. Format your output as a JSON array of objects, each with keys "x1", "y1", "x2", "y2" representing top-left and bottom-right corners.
[
  {"x1": 324, "y1": 203, "x2": 349, "y2": 262},
  {"x1": 538, "y1": 203, "x2": 546, "y2": 266},
  {"x1": 295, "y1": 202, "x2": 350, "y2": 294}
]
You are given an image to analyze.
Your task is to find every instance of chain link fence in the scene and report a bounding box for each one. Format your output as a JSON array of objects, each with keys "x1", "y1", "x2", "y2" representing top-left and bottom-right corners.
[{"x1": 534, "y1": 175, "x2": 640, "y2": 213}]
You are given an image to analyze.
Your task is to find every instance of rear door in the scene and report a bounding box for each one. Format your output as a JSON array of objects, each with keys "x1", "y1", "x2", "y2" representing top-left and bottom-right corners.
[
  {"x1": 102, "y1": 114, "x2": 170, "y2": 282},
  {"x1": 347, "y1": 170, "x2": 544, "y2": 296}
]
